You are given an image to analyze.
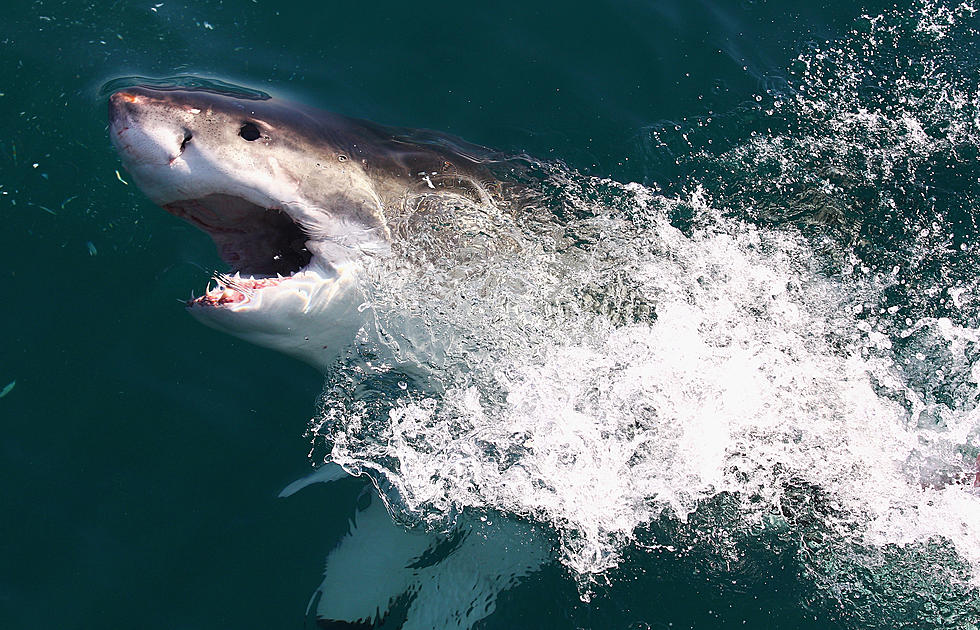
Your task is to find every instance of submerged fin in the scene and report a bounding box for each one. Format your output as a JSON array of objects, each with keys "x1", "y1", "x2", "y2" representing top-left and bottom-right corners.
[{"x1": 278, "y1": 463, "x2": 350, "y2": 498}]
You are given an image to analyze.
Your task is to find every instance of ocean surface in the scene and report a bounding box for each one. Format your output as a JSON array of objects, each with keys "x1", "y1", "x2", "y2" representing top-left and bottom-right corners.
[{"x1": 3, "y1": 0, "x2": 980, "y2": 628}]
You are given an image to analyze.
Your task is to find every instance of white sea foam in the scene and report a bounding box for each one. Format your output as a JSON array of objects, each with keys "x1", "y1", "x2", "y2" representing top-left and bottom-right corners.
[
  {"x1": 316, "y1": 182, "x2": 980, "y2": 584},
  {"x1": 311, "y1": 0, "x2": 980, "y2": 611}
]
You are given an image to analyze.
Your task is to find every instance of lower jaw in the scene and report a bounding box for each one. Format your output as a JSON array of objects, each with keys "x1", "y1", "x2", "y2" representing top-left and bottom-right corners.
[
  {"x1": 186, "y1": 266, "x2": 338, "y2": 310},
  {"x1": 189, "y1": 272, "x2": 289, "y2": 307}
]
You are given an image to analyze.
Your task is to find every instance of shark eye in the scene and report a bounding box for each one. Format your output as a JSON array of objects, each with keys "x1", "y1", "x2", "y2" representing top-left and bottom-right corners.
[{"x1": 239, "y1": 122, "x2": 261, "y2": 141}]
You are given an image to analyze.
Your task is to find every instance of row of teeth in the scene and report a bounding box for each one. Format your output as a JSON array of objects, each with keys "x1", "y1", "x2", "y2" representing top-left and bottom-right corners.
[
  {"x1": 188, "y1": 282, "x2": 245, "y2": 304},
  {"x1": 188, "y1": 272, "x2": 289, "y2": 303}
]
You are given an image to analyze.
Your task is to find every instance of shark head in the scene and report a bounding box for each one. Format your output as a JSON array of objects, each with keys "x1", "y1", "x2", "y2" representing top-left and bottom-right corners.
[
  {"x1": 108, "y1": 85, "x2": 394, "y2": 368},
  {"x1": 109, "y1": 82, "x2": 512, "y2": 370}
]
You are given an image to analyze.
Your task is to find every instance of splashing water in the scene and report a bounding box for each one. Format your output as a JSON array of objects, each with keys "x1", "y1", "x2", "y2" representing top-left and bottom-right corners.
[{"x1": 309, "y1": 0, "x2": 980, "y2": 619}]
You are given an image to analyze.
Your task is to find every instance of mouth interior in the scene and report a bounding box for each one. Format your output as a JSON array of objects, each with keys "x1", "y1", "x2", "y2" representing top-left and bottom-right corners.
[{"x1": 162, "y1": 193, "x2": 315, "y2": 306}]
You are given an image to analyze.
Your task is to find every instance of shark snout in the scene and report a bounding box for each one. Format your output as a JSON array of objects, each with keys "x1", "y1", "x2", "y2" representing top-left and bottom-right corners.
[
  {"x1": 108, "y1": 91, "x2": 130, "y2": 129},
  {"x1": 108, "y1": 90, "x2": 187, "y2": 167},
  {"x1": 107, "y1": 90, "x2": 149, "y2": 126}
]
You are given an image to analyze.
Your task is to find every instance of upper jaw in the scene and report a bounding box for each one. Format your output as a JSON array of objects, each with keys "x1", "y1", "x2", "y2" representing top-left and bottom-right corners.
[
  {"x1": 163, "y1": 192, "x2": 314, "y2": 272},
  {"x1": 108, "y1": 89, "x2": 384, "y2": 305}
]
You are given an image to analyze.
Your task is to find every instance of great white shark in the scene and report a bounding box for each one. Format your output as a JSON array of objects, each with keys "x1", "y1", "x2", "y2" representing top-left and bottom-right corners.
[
  {"x1": 109, "y1": 84, "x2": 512, "y2": 370},
  {"x1": 108, "y1": 83, "x2": 547, "y2": 628}
]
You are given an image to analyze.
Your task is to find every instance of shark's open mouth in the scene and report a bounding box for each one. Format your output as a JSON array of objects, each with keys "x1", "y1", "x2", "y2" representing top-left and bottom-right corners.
[
  {"x1": 162, "y1": 193, "x2": 316, "y2": 307},
  {"x1": 107, "y1": 83, "x2": 379, "y2": 366}
]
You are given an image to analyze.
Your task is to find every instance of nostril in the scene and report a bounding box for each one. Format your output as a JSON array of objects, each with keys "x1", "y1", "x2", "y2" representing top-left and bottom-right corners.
[{"x1": 180, "y1": 131, "x2": 192, "y2": 152}]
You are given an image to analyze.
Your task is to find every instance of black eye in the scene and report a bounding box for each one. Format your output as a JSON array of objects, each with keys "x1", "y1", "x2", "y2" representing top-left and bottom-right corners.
[
  {"x1": 239, "y1": 122, "x2": 261, "y2": 141},
  {"x1": 180, "y1": 131, "x2": 192, "y2": 151}
]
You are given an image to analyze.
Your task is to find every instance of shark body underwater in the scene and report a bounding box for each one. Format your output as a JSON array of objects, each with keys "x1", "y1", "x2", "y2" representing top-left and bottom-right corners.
[{"x1": 109, "y1": 83, "x2": 546, "y2": 628}]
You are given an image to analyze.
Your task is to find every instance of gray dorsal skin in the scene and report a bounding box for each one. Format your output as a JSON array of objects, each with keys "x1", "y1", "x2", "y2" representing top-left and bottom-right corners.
[
  {"x1": 108, "y1": 85, "x2": 522, "y2": 369},
  {"x1": 110, "y1": 85, "x2": 510, "y2": 235}
]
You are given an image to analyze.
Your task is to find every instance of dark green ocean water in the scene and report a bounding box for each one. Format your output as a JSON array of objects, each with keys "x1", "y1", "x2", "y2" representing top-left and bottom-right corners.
[{"x1": 4, "y1": 0, "x2": 980, "y2": 628}]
